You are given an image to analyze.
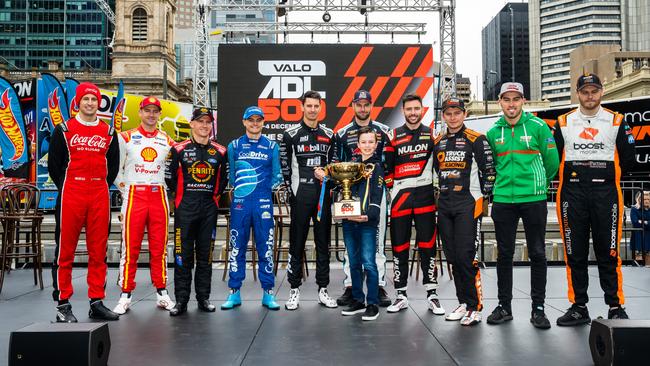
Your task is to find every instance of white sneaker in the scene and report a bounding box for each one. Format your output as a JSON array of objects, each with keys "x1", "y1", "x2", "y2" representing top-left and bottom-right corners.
[
  {"x1": 387, "y1": 294, "x2": 409, "y2": 313},
  {"x1": 460, "y1": 310, "x2": 482, "y2": 326},
  {"x1": 113, "y1": 293, "x2": 131, "y2": 315},
  {"x1": 285, "y1": 288, "x2": 300, "y2": 310},
  {"x1": 156, "y1": 289, "x2": 175, "y2": 311},
  {"x1": 317, "y1": 288, "x2": 338, "y2": 308},
  {"x1": 427, "y1": 293, "x2": 445, "y2": 315},
  {"x1": 445, "y1": 303, "x2": 467, "y2": 321}
]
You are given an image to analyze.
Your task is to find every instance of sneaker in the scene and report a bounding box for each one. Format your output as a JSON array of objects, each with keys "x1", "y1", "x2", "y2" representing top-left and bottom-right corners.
[
  {"x1": 362, "y1": 304, "x2": 380, "y2": 321},
  {"x1": 387, "y1": 294, "x2": 409, "y2": 313},
  {"x1": 445, "y1": 304, "x2": 467, "y2": 321},
  {"x1": 608, "y1": 306, "x2": 629, "y2": 320},
  {"x1": 427, "y1": 293, "x2": 445, "y2": 315},
  {"x1": 460, "y1": 310, "x2": 482, "y2": 326},
  {"x1": 318, "y1": 288, "x2": 338, "y2": 308},
  {"x1": 169, "y1": 302, "x2": 187, "y2": 317},
  {"x1": 198, "y1": 300, "x2": 216, "y2": 312},
  {"x1": 221, "y1": 289, "x2": 242, "y2": 310},
  {"x1": 378, "y1": 287, "x2": 392, "y2": 307},
  {"x1": 156, "y1": 289, "x2": 175, "y2": 311},
  {"x1": 486, "y1": 305, "x2": 513, "y2": 325},
  {"x1": 262, "y1": 290, "x2": 280, "y2": 311},
  {"x1": 89, "y1": 300, "x2": 120, "y2": 321},
  {"x1": 285, "y1": 288, "x2": 300, "y2": 311},
  {"x1": 556, "y1": 304, "x2": 590, "y2": 326},
  {"x1": 113, "y1": 293, "x2": 132, "y2": 315},
  {"x1": 341, "y1": 300, "x2": 366, "y2": 316},
  {"x1": 55, "y1": 303, "x2": 78, "y2": 323},
  {"x1": 336, "y1": 287, "x2": 353, "y2": 306},
  {"x1": 530, "y1": 308, "x2": 551, "y2": 329}
]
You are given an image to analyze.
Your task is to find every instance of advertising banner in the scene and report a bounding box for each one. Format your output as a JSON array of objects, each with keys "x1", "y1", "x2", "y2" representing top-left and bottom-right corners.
[
  {"x1": 0, "y1": 76, "x2": 29, "y2": 179},
  {"x1": 217, "y1": 44, "x2": 436, "y2": 145}
]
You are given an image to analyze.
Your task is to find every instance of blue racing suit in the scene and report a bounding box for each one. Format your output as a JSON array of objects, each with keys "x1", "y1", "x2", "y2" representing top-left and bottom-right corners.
[{"x1": 227, "y1": 134, "x2": 282, "y2": 290}]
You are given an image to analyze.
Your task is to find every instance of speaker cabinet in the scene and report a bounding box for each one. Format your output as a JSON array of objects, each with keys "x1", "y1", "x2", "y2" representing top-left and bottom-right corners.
[
  {"x1": 9, "y1": 322, "x2": 111, "y2": 366},
  {"x1": 589, "y1": 319, "x2": 650, "y2": 366}
]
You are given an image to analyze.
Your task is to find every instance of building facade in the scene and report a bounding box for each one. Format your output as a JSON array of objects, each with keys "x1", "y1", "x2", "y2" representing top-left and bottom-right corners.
[
  {"x1": 455, "y1": 74, "x2": 472, "y2": 103},
  {"x1": 0, "y1": 0, "x2": 113, "y2": 70},
  {"x1": 482, "y1": 2, "x2": 530, "y2": 101},
  {"x1": 529, "y1": 0, "x2": 650, "y2": 106}
]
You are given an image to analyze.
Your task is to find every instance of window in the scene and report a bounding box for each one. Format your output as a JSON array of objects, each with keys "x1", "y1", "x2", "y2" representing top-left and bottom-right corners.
[{"x1": 132, "y1": 7, "x2": 147, "y2": 41}]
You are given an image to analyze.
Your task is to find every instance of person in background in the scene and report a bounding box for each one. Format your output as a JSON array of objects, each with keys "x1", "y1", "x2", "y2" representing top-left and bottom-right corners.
[{"x1": 630, "y1": 191, "x2": 650, "y2": 265}]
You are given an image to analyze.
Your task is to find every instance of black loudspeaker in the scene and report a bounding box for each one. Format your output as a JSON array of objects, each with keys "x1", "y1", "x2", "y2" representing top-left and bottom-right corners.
[
  {"x1": 9, "y1": 322, "x2": 111, "y2": 366},
  {"x1": 589, "y1": 319, "x2": 650, "y2": 366}
]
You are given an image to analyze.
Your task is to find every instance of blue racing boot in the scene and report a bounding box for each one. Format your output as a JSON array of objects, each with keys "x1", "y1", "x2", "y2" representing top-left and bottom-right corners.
[
  {"x1": 221, "y1": 289, "x2": 242, "y2": 310},
  {"x1": 262, "y1": 290, "x2": 280, "y2": 311}
]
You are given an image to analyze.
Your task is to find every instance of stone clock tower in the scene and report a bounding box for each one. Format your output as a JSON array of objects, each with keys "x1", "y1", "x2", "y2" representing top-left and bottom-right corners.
[{"x1": 111, "y1": 0, "x2": 186, "y2": 100}]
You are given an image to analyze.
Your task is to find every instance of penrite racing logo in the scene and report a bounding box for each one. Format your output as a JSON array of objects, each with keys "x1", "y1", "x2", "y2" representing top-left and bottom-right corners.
[
  {"x1": 188, "y1": 161, "x2": 215, "y2": 183},
  {"x1": 257, "y1": 60, "x2": 327, "y2": 122},
  {"x1": 0, "y1": 90, "x2": 25, "y2": 160}
]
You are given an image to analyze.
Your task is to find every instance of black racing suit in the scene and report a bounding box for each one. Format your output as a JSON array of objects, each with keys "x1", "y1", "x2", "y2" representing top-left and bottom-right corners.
[
  {"x1": 385, "y1": 124, "x2": 437, "y2": 291},
  {"x1": 434, "y1": 125, "x2": 495, "y2": 311},
  {"x1": 554, "y1": 107, "x2": 635, "y2": 306},
  {"x1": 280, "y1": 121, "x2": 335, "y2": 289},
  {"x1": 165, "y1": 138, "x2": 228, "y2": 303},
  {"x1": 334, "y1": 120, "x2": 391, "y2": 288}
]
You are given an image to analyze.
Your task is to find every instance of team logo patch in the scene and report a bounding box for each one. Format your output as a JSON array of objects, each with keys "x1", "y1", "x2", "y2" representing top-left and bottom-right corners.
[
  {"x1": 579, "y1": 127, "x2": 599, "y2": 141},
  {"x1": 207, "y1": 148, "x2": 217, "y2": 155},
  {"x1": 188, "y1": 161, "x2": 215, "y2": 182},
  {"x1": 140, "y1": 147, "x2": 158, "y2": 162}
]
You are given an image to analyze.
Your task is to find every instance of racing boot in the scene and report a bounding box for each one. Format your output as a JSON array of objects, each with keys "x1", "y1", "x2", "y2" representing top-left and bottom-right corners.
[{"x1": 221, "y1": 289, "x2": 242, "y2": 310}]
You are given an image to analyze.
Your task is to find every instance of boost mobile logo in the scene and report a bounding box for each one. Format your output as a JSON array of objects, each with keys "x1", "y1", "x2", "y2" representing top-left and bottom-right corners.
[{"x1": 258, "y1": 61, "x2": 326, "y2": 122}]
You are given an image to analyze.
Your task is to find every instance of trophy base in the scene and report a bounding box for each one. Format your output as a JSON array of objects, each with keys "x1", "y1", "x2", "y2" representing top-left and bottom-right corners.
[{"x1": 333, "y1": 200, "x2": 362, "y2": 219}]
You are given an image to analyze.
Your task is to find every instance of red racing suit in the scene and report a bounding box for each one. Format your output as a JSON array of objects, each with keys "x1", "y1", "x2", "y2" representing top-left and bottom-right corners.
[
  {"x1": 385, "y1": 124, "x2": 437, "y2": 291},
  {"x1": 114, "y1": 126, "x2": 174, "y2": 293},
  {"x1": 48, "y1": 116, "x2": 119, "y2": 302}
]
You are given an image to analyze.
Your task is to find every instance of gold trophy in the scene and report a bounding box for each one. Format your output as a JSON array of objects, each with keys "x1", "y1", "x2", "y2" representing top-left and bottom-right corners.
[{"x1": 325, "y1": 162, "x2": 375, "y2": 218}]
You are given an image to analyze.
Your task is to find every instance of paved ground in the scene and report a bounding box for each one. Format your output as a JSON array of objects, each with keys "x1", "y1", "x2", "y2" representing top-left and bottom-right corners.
[{"x1": 1, "y1": 265, "x2": 649, "y2": 365}]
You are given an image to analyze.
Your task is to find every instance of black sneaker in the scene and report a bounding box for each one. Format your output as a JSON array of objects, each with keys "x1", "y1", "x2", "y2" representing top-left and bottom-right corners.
[
  {"x1": 341, "y1": 300, "x2": 366, "y2": 316},
  {"x1": 336, "y1": 287, "x2": 353, "y2": 306},
  {"x1": 556, "y1": 304, "x2": 590, "y2": 326},
  {"x1": 608, "y1": 306, "x2": 629, "y2": 319},
  {"x1": 378, "y1": 287, "x2": 392, "y2": 307},
  {"x1": 55, "y1": 303, "x2": 78, "y2": 323},
  {"x1": 88, "y1": 300, "x2": 119, "y2": 321},
  {"x1": 169, "y1": 302, "x2": 188, "y2": 317},
  {"x1": 362, "y1": 304, "x2": 379, "y2": 321},
  {"x1": 198, "y1": 300, "x2": 216, "y2": 312},
  {"x1": 530, "y1": 308, "x2": 551, "y2": 329},
  {"x1": 486, "y1": 305, "x2": 513, "y2": 325}
]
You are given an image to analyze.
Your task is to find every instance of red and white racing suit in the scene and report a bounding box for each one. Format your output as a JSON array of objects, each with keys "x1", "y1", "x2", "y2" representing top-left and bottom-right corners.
[
  {"x1": 48, "y1": 116, "x2": 119, "y2": 302},
  {"x1": 114, "y1": 126, "x2": 174, "y2": 293}
]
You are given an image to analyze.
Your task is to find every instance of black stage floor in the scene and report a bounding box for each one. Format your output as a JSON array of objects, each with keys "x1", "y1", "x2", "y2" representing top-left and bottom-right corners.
[{"x1": 1, "y1": 265, "x2": 650, "y2": 366}]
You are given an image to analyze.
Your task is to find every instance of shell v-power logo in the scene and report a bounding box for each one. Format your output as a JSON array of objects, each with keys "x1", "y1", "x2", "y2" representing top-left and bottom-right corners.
[{"x1": 257, "y1": 60, "x2": 327, "y2": 122}]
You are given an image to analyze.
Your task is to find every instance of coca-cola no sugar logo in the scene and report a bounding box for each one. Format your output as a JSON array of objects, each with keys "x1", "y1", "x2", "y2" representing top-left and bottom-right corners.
[{"x1": 69, "y1": 134, "x2": 108, "y2": 149}]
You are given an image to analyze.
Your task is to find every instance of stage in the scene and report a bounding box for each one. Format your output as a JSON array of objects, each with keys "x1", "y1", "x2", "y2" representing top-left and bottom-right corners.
[{"x1": 1, "y1": 266, "x2": 649, "y2": 365}]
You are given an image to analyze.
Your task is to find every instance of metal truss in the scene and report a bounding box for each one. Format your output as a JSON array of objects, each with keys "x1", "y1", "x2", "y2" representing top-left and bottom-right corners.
[
  {"x1": 438, "y1": 0, "x2": 456, "y2": 99},
  {"x1": 213, "y1": 0, "x2": 442, "y2": 12},
  {"x1": 94, "y1": 0, "x2": 116, "y2": 25},
  {"x1": 193, "y1": 1, "x2": 211, "y2": 107},
  {"x1": 219, "y1": 22, "x2": 427, "y2": 35}
]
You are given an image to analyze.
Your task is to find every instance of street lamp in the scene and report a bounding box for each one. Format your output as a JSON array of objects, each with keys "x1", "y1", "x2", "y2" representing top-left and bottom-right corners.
[
  {"x1": 508, "y1": 4, "x2": 515, "y2": 82},
  {"x1": 483, "y1": 69, "x2": 497, "y2": 115}
]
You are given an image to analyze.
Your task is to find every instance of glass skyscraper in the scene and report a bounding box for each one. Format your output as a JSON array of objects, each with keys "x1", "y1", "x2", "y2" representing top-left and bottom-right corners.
[{"x1": 0, "y1": 0, "x2": 113, "y2": 70}]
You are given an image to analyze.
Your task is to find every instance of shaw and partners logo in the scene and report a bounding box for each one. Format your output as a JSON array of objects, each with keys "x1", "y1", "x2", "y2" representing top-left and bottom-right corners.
[{"x1": 258, "y1": 60, "x2": 327, "y2": 122}]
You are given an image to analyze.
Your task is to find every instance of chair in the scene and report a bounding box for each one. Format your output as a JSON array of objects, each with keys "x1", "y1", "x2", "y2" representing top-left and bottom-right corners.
[
  {"x1": 0, "y1": 184, "x2": 44, "y2": 294},
  {"x1": 272, "y1": 185, "x2": 308, "y2": 278},
  {"x1": 220, "y1": 188, "x2": 259, "y2": 282}
]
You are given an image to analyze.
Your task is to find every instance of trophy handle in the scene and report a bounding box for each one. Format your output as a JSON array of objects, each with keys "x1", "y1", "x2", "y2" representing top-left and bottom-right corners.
[{"x1": 363, "y1": 163, "x2": 375, "y2": 178}]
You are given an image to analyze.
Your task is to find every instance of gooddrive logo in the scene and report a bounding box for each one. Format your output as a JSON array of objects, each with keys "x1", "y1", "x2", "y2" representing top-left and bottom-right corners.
[{"x1": 579, "y1": 127, "x2": 599, "y2": 141}]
